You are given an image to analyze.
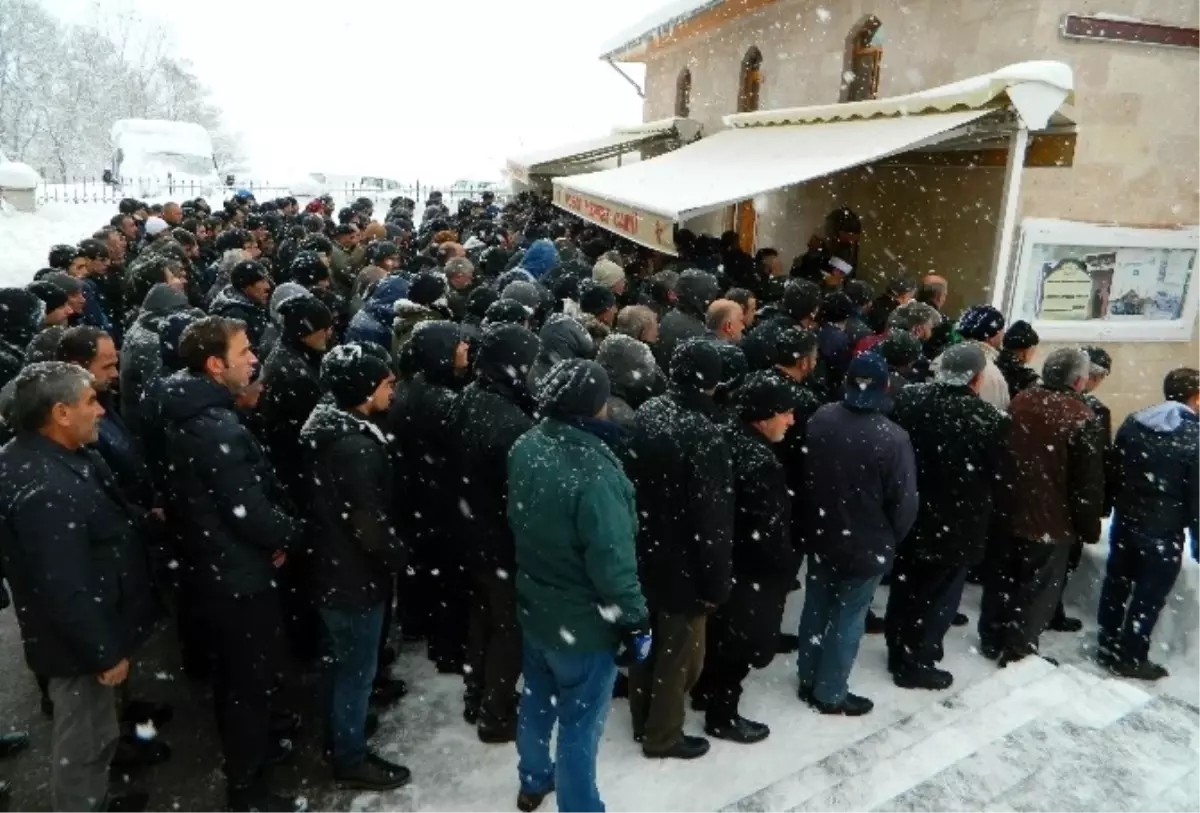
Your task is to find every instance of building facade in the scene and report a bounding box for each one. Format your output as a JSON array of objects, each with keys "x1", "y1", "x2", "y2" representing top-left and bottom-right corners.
[{"x1": 607, "y1": 0, "x2": 1198, "y2": 422}]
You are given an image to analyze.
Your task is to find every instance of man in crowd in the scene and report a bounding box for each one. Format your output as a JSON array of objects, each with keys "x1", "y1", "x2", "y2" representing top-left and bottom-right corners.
[
  {"x1": 653, "y1": 270, "x2": 720, "y2": 371},
  {"x1": 996, "y1": 320, "x2": 1040, "y2": 397},
  {"x1": 706, "y1": 299, "x2": 746, "y2": 344},
  {"x1": 159, "y1": 317, "x2": 305, "y2": 811},
  {"x1": 979, "y1": 348, "x2": 1105, "y2": 667},
  {"x1": 301, "y1": 344, "x2": 410, "y2": 791},
  {"x1": 210, "y1": 261, "x2": 274, "y2": 352},
  {"x1": 887, "y1": 344, "x2": 1008, "y2": 690},
  {"x1": 614, "y1": 305, "x2": 660, "y2": 347},
  {"x1": 0, "y1": 362, "x2": 159, "y2": 812},
  {"x1": 691, "y1": 372, "x2": 798, "y2": 743},
  {"x1": 627, "y1": 339, "x2": 733, "y2": 759},
  {"x1": 1099, "y1": 367, "x2": 1198, "y2": 680},
  {"x1": 937, "y1": 305, "x2": 1009, "y2": 410},
  {"x1": 454, "y1": 324, "x2": 540, "y2": 743},
  {"x1": 796, "y1": 352, "x2": 917, "y2": 715},
  {"x1": 508, "y1": 358, "x2": 649, "y2": 813}
]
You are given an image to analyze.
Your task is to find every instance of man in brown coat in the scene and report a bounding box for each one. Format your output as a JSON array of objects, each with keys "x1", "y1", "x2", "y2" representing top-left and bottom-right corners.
[{"x1": 979, "y1": 347, "x2": 1106, "y2": 666}]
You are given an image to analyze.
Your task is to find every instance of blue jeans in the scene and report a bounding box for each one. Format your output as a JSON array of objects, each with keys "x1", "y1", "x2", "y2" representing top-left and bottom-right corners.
[
  {"x1": 516, "y1": 634, "x2": 617, "y2": 813},
  {"x1": 320, "y1": 603, "x2": 384, "y2": 770},
  {"x1": 1098, "y1": 523, "x2": 1183, "y2": 663},
  {"x1": 796, "y1": 565, "x2": 882, "y2": 705}
]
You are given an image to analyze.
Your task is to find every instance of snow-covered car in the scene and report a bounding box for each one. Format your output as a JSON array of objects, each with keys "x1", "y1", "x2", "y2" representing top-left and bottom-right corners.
[{"x1": 104, "y1": 119, "x2": 223, "y2": 199}]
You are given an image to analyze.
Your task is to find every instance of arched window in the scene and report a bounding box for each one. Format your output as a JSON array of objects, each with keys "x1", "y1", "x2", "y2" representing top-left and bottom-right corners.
[
  {"x1": 675, "y1": 68, "x2": 692, "y2": 118},
  {"x1": 841, "y1": 15, "x2": 883, "y2": 102},
  {"x1": 737, "y1": 46, "x2": 763, "y2": 113}
]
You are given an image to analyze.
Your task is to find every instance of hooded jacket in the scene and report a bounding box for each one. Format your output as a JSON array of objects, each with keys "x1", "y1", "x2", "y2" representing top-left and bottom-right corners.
[
  {"x1": 259, "y1": 283, "x2": 312, "y2": 362},
  {"x1": 159, "y1": 371, "x2": 300, "y2": 596},
  {"x1": 596, "y1": 334, "x2": 666, "y2": 431},
  {"x1": 653, "y1": 270, "x2": 720, "y2": 372},
  {"x1": 0, "y1": 435, "x2": 160, "y2": 677},
  {"x1": 1110, "y1": 401, "x2": 1199, "y2": 545},
  {"x1": 530, "y1": 313, "x2": 595, "y2": 387},
  {"x1": 120, "y1": 284, "x2": 193, "y2": 434},
  {"x1": 300, "y1": 402, "x2": 405, "y2": 610},
  {"x1": 387, "y1": 321, "x2": 465, "y2": 543},
  {"x1": 518, "y1": 239, "x2": 560, "y2": 279},
  {"x1": 627, "y1": 377, "x2": 734, "y2": 615},
  {"x1": 346, "y1": 276, "x2": 408, "y2": 351},
  {"x1": 210, "y1": 286, "x2": 271, "y2": 352},
  {"x1": 258, "y1": 338, "x2": 325, "y2": 504},
  {"x1": 391, "y1": 298, "x2": 450, "y2": 359},
  {"x1": 452, "y1": 325, "x2": 539, "y2": 571},
  {"x1": 996, "y1": 349, "x2": 1041, "y2": 398}
]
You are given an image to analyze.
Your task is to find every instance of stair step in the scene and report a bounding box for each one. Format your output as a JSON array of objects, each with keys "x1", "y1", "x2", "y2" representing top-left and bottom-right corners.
[
  {"x1": 787, "y1": 664, "x2": 1115, "y2": 811},
  {"x1": 722, "y1": 658, "x2": 1058, "y2": 812},
  {"x1": 988, "y1": 697, "x2": 1199, "y2": 812},
  {"x1": 876, "y1": 665, "x2": 1155, "y2": 811}
]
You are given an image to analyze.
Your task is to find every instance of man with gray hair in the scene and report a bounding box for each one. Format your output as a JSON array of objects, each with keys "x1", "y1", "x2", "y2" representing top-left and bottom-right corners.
[
  {"x1": 444, "y1": 257, "x2": 476, "y2": 321},
  {"x1": 0, "y1": 362, "x2": 159, "y2": 811},
  {"x1": 615, "y1": 304, "x2": 660, "y2": 347},
  {"x1": 979, "y1": 347, "x2": 1105, "y2": 666},
  {"x1": 887, "y1": 344, "x2": 1008, "y2": 690}
]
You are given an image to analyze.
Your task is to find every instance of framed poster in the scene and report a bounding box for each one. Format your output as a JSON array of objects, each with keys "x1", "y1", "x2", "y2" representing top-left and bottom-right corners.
[{"x1": 1009, "y1": 218, "x2": 1198, "y2": 342}]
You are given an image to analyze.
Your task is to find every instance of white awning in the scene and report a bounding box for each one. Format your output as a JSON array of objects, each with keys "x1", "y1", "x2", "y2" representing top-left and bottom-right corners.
[
  {"x1": 506, "y1": 118, "x2": 700, "y2": 185},
  {"x1": 552, "y1": 61, "x2": 1074, "y2": 254}
]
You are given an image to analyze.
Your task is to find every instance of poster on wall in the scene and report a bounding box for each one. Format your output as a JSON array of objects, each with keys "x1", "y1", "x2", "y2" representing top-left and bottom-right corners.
[{"x1": 1010, "y1": 219, "x2": 1199, "y2": 342}]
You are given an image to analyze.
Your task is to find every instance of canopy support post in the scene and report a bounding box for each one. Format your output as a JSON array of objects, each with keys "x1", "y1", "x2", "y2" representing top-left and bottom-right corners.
[{"x1": 990, "y1": 126, "x2": 1029, "y2": 313}]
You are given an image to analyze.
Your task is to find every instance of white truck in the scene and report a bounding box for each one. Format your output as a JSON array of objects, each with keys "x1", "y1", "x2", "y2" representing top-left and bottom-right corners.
[{"x1": 104, "y1": 119, "x2": 223, "y2": 199}]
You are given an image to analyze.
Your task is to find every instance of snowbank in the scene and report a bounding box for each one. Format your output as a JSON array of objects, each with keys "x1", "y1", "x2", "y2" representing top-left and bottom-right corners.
[
  {"x1": 0, "y1": 202, "x2": 113, "y2": 285},
  {"x1": 0, "y1": 161, "x2": 41, "y2": 189}
]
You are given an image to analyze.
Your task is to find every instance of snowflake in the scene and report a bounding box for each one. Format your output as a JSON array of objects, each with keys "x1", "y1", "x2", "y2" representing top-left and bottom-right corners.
[
  {"x1": 559, "y1": 627, "x2": 576, "y2": 645},
  {"x1": 815, "y1": 6, "x2": 832, "y2": 22},
  {"x1": 232, "y1": 505, "x2": 247, "y2": 518}
]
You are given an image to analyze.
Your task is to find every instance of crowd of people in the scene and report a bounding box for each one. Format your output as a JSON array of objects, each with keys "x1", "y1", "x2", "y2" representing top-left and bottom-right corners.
[{"x1": 0, "y1": 189, "x2": 1195, "y2": 813}]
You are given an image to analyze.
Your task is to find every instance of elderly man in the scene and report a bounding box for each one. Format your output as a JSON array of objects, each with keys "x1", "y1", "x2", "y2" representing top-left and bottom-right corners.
[
  {"x1": 444, "y1": 257, "x2": 476, "y2": 321},
  {"x1": 615, "y1": 305, "x2": 660, "y2": 347},
  {"x1": 917, "y1": 274, "x2": 954, "y2": 359},
  {"x1": 979, "y1": 348, "x2": 1105, "y2": 667},
  {"x1": 706, "y1": 299, "x2": 746, "y2": 344}
]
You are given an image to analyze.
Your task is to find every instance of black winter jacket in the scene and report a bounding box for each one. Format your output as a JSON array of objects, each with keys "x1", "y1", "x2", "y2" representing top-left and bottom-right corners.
[
  {"x1": 890, "y1": 383, "x2": 1009, "y2": 566},
  {"x1": 453, "y1": 378, "x2": 536, "y2": 571},
  {"x1": 707, "y1": 419, "x2": 798, "y2": 667},
  {"x1": 761, "y1": 368, "x2": 823, "y2": 550},
  {"x1": 119, "y1": 284, "x2": 193, "y2": 436},
  {"x1": 627, "y1": 387, "x2": 734, "y2": 614},
  {"x1": 995, "y1": 349, "x2": 1040, "y2": 398},
  {"x1": 300, "y1": 404, "x2": 405, "y2": 610},
  {"x1": 210, "y1": 287, "x2": 272, "y2": 352},
  {"x1": 801, "y1": 402, "x2": 918, "y2": 580},
  {"x1": 159, "y1": 372, "x2": 300, "y2": 596},
  {"x1": 0, "y1": 435, "x2": 160, "y2": 676},
  {"x1": 1110, "y1": 402, "x2": 1199, "y2": 546},
  {"x1": 258, "y1": 339, "x2": 325, "y2": 504}
]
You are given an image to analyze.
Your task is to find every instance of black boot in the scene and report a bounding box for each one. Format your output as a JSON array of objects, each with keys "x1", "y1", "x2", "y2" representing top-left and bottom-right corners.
[
  {"x1": 1047, "y1": 615, "x2": 1083, "y2": 633},
  {"x1": 705, "y1": 716, "x2": 770, "y2": 744},
  {"x1": 111, "y1": 734, "x2": 171, "y2": 770},
  {"x1": 776, "y1": 633, "x2": 799, "y2": 654},
  {"x1": 226, "y1": 786, "x2": 308, "y2": 812},
  {"x1": 864, "y1": 611, "x2": 885, "y2": 635},
  {"x1": 643, "y1": 735, "x2": 710, "y2": 760},
  {"x1": 893, "y1": 666, "x2": 953, "y2": 691},
  {"x1": 611, "y1": 672, "x2": 629, "y2": 699},
  {"x1": 951, "y1": 613, "x2": 968, "y2": 627},
  {"x1": 370, "y1": 678, "x2": 408, "y2": 708},
  {"x1": 0, "y1": 732, "x2": 29, "y2": 759},
  {"x1": 334, "y1": 753, "x2": 411, "y2": 791},
  {"x1": 517, "y1": 779, "x2": 554, "y2": 813},
  {"x1": 477, "y1": 721, "x2": 516, "y2": 744},
  {"x1": 810, "y1": 692, "x2": 874, "y2": 716}
]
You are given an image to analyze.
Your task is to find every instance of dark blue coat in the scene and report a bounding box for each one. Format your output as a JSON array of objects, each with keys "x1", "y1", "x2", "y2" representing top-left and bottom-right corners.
[{"x1": 1110, "y1": 402, "x2": 1199, "y2": 548}]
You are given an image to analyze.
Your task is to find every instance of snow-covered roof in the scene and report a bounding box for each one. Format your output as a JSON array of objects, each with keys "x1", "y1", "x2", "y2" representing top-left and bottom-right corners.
[
  {"x1": 725, "y1": 61, "x2": 1075, "y2": 131},
  {"x1": 110, "y1": 119, "x2": 215, "y2": 157},
  {"x1": 507, "y1": 118, "x2": 700, "y2": 183},
  {"x1": 600, "y1": 0, "x2": 722, "y2": 61},
  {"x1": 0, "y1": 161, "x2": 42, "y2": 190}
]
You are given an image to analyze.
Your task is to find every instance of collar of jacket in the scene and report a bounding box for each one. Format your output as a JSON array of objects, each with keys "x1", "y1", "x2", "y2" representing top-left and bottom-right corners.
[
  {"x1": 553, "y1": 414, "x2": 629, "y2": 455},
  {"x1": 16, "y1": 431, "x2": 94, "y2": 480},
  {"x1": 476, "y1": 374, "x2": 538, "y2": 417},
  {"x1": 283, "y1": 337, "x2": 326, "y2": 371},
  {"x1": 668, "y1": 385, "x2": 723, "y2": 421}
]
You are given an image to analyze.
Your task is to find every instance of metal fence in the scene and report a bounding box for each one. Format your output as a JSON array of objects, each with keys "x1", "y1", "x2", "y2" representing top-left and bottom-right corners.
[{"x1": 34, "y1": 176, "x2": 508, "y2": 209}]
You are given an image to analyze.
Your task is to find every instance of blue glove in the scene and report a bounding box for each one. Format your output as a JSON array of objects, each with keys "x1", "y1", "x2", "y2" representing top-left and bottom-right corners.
[{"x1": 615, "y1": 626, "x2": 652, "y2": 667}]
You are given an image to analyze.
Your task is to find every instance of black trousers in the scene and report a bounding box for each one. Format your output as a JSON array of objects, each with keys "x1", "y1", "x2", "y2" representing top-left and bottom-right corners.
[
  {"x1": 978, "y1": 537, "x2": 1071, "y2": 656},
  {"x1": 1052, "y1": 539, "x2": 1085, "y2": 623},
  {"x1": 465, "y1": 566, "x2": 521, "y2": 732},
  {"x1": 885, "y1": 556, "x2": 967, "y2": 672},
  {"x1": 691, "y1": 651, "x2": 751, "y2": 726},
  {"x1": 205, "y1": 588, "x2": 285, "y2": 790},
  {"x1": 425, "y1": 536, "x2": 470, "y2": 672}
]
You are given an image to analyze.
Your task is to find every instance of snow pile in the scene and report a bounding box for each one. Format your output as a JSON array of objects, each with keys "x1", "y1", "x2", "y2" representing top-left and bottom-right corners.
[
  {"x1": 0, "y1": 202, "x2": 113, "y2": 286},
  {"x1": 599, "y1": 0, "x2": 722, "y2": 58},
  {"x1": 0, "y1": 161, "x2": 41, "y2": 190}
]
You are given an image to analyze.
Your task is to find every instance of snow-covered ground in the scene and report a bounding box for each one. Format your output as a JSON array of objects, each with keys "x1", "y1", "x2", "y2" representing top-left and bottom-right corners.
[
  {"x1": 350, "y1": 571, "x2": 1199, "y2": 812},
  {"x1": 0, "y1": 201, "x2": 113, "y2": 286}
]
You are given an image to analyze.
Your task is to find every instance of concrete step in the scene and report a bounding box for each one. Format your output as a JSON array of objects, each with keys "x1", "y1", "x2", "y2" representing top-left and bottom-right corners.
[
  {"x1": 723, "y1": 657, "x2": 1060, "y2": 812},
  {"x1": 787, "y1": 663, "x2": 1121, "y2": 812}
]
